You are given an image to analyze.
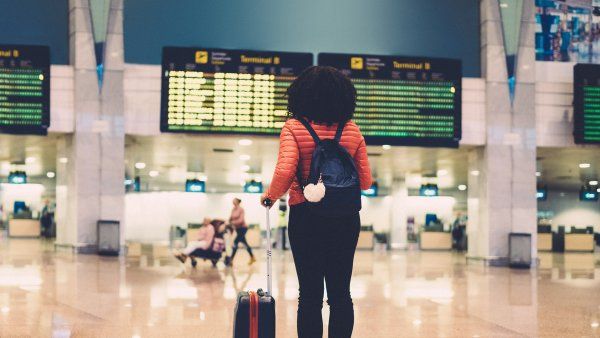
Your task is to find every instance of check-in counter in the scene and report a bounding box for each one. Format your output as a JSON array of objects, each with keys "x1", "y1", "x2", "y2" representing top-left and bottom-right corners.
[
  {"x1": 537, "y1": 233, "x2": 553, "y2": 251},
  {"x1": 565, "y1": 233, "x2": 595, "y2": 252},
  {"x1": 357, "y1": 226, "x2": 374, "y2": 250},
  {"x1": 420, "y1": 231, "x2": 452, "y2": 250},
  {"x1": 8, "y1": 218, "x2": 40, "y2": 237}
]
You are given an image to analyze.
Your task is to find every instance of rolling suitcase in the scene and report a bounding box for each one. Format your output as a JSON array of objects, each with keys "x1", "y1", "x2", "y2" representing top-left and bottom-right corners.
[{"x1": 233, "y1": 200, "x2": 276, "y2": 338}]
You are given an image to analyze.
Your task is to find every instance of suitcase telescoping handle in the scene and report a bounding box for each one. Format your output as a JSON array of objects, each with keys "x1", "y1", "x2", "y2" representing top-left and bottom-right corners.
[{"x1": 263, "y1": 198, "x2": 273, "y2": 296}]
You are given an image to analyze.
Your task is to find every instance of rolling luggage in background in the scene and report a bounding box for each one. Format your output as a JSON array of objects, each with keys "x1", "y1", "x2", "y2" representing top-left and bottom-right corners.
[{"x1": 233, "y1": 200, "x2": 275, "y2": 338}]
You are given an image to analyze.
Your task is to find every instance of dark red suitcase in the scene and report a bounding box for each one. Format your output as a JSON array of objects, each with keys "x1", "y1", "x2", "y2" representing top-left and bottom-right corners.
[{"x1": 233, "y1": 200, "x2": 276, "y2": 338}]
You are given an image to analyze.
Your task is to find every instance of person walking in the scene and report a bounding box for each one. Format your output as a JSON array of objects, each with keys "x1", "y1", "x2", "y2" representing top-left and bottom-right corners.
[
  {"x1": 261, "y1": 66, "x2": 372, "y2": 338},
  {"x1": 230, "y1": 198, "x2": 256, "y2": 265}
]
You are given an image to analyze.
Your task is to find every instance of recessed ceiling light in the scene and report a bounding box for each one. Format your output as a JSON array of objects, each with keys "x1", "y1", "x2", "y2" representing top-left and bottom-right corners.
[
  {"x1": 590, "y1": 180, "x2": 598, "y2": 186},
  {"x1": 46, "y1": 171, "x2": 55, "y2": 178},
  {"x1": 238, "y1": 139, "x2": 252, "y2": 146},
  {"x1": 470, "y1": 170, "x2": 480, "y2": 176},
  {"x1": 135, "y1": 162, "x2": 146, "y2": 169},
  {"x1": 25, "y1": 157, "x2": 36, "y2": 164},
  {"x1": 458, "y1": 184, "x2": 467, "y2": 191},
  {"x1": 239, "y1": 154, "x2": 251, "y2": 161},
  {"x1": 59, "y1": 157, "x2": 68, "y2": 164},
  {"x1": 149, "y1": 170, "x2": 159, "y2": 177},
  {"x1": 382, "y1": 145, "x2": 391, "y2": 150},
  {"x1": 579, "y1": 163, "x2": 591, "y2": 168},
  {"x1": 437, "y1": 169, "x2": 448, "y2": 176},
  {"x1": 241, "y1": 165, "x2": 250, "y2": 172},
  {"x1": 536, "y1": 171, "x2": 541, "y2": 177}
]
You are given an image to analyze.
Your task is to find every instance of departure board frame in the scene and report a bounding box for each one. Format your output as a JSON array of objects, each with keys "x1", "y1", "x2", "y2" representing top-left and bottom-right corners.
[
  {"x1": 0, "y1": 44, "x2": 50, "y2": 135},
  {"x1": 318, "y1": 53, "x2": 461, "y2": 147},
  {"x1": 160, "y1": 46, "x2": 313, "y2": 135},
  {"x1": 574, "y1": 63, "x2": 600, "y2": 144}
]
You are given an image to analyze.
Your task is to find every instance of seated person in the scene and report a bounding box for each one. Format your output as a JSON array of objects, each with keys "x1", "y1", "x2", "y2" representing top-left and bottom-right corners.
[{"x1": 174, "y1": 217, "x2": 215, "y2": 263}]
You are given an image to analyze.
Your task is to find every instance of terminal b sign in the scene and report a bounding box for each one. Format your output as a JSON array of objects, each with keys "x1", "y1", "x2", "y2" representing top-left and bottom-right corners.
[
  {"x1": 0, "y1": 44, "x2": 50, "y2": 135},
  {"x1": 160, "y1": 47, "x2": 313, "y2": 135},
  {"x1": 318, "y1": 53, "x2": 461, "y2": 148}
]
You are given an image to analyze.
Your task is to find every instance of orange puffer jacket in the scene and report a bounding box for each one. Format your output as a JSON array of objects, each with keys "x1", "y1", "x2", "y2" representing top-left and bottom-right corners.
[{"x1": 266, "y1": 119, "x2": 372, "y2": 206}]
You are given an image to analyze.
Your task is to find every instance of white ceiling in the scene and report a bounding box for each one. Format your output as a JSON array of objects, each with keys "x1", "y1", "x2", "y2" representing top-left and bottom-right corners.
[
  {"x1": 124, "y1": 134, "x2": 473, "y2": 192},
  {"x1": 1, "y1": 132, "x2": 599, "y2": 194}
]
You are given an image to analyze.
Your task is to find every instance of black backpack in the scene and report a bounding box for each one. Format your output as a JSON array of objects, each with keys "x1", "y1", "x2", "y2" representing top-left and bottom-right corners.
[{"x1": 296, "y1": 118, "x2": 362, "y2": 217}]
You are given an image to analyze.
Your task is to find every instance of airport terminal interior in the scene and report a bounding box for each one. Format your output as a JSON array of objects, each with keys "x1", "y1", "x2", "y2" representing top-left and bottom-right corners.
[{"x1": 0, "y1": 0, "x2": 600, "y2": 337}]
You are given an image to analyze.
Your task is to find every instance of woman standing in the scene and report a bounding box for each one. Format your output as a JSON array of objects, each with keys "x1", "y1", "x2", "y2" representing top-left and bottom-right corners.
[
  {"x1": 261, "y1": 66, "x2": 372, "y2": 338},
  {"x1": 230, "y1": 198, "x2": 256, "y2": 265}
]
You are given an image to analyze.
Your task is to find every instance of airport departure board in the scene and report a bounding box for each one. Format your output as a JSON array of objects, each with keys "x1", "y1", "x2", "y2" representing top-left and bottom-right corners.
[
  {"x1": 574, "y1": 64, "x2": 600, "y2": 144},
  {"x1": 0, "y1": 44, "x2": 50, "y2": 135},
  {"x1": 319, "y1": 53, "x2": 461, "y2": 147},
  {"x1": 160, "y1": 47, "x2": 312, "y2": 134}
]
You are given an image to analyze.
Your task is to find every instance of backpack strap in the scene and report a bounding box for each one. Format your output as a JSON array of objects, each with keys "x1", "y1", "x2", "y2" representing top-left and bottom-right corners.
[
  {"x1": 334, "y1": 122, "x2": 346, "y2": 142},
  {"x1": 297, "y1": 118, "x2": 321, "y2": 144},
  {"x1": 291, "y1": 127, "x2": 305, "y2": 188}
]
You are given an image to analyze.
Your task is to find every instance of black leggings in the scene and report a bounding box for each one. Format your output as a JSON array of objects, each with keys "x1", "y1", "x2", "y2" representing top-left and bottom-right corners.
[
  {"x1": 231, "y1": 227, "x2": 254, "y2": 259},
  {"x1": 288, "y1": 203, "x2": 360, "y2": 338}
]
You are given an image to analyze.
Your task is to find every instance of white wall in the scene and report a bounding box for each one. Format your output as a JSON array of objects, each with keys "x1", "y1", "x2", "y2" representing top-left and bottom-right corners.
[
  {"x1": 535, "y1": 61, "x2": 576, "y2": 147},
  {"x1": 538, "y1": 191, "x2": 600, "y2": 232},
  {"x1": 360, "y1": 196, "x2": 392, "y2": 232},
  {"x1": 405, "y1": 196, "x2": 456, "y2": 228},
  {"x1": 0, "y1": 183, "x2": 45, "y2": 219},
  {"x1": 48, "y1": 65, "x2": 74, "y2": 133},
  {"x1": 124, "y1": 192, "x2": 279, "y2": 242},
  {"x1": 124, "y1": 191, "x2": 458, "y2": 242}
]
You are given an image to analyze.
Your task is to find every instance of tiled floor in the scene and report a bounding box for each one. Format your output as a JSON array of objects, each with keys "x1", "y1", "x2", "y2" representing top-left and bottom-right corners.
[{"x1": 0, "y1": 239, "x2": 599, "y2": 337}]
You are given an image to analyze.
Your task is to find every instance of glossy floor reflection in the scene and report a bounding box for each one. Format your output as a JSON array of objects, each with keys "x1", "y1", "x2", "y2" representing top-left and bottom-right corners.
[{"x1": 0, "y1": 239, "x2": 599, "y2": 337}]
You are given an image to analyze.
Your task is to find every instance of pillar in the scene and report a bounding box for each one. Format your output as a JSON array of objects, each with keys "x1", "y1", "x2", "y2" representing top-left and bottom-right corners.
[
  {"x1": 467, "y1": 0, "x2": 537, "y2": 263},
  {"x1": 389, "y1": 180, "x2": 408, "y2": 249},
  {"x1": 55, "y1": 0, "x2": 125, "y2": 252}
]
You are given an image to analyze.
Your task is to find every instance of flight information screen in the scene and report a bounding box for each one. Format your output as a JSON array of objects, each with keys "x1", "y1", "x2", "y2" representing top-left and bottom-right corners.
[
  {"x1": 0, "y1": 44, "x2": 50, "y2": 135},
  {"x1": 574, "y1": 64, "x2": 600, "y2": 144},
  {"x1": 319, "y1": 53, "x2": 461, "y2": 147},
  {"x1": 160, "y1": 47, "x2": 313, "y2": 134}
]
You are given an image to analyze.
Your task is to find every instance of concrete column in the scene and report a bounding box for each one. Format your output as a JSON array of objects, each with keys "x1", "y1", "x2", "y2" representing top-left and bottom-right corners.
[
  {"x1": 55, "y1": 0, "x2": 125, "y2": 252},
  {"x1": 389, "y1": 180, "x2": 408, "y2": 249},
  {"x1": 467, "y1": 0, "x2": 537, "y2": 264},
  {"x1": 99, "y1": 0, "x2": 125, "y2": 245}
]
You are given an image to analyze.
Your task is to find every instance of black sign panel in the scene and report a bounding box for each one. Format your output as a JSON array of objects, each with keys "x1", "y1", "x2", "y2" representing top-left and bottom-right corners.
[
  {"x1": 574, "y1": 63, "x2": 600, "y2": 144},
  {"x1": 160, "y1": 47, "x2": 313, "y2": 135},
  {"x1": 0, "y1": 44, "x2": 50, "y2": 135},
  {"x1": 319, "y1": 53, "x2": 461, "y2": 147}
]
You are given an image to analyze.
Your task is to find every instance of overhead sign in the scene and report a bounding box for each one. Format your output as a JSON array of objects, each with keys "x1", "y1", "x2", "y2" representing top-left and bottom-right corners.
[
  {"x1": 160, "y1": 47, "x2": 313, "y2": 135},
  {"x1": 319, "y1": 53, "x2": 461, "y2": 147},
  {"x1": 0, "y1": 44, "x2": 50, "y2": 135}
]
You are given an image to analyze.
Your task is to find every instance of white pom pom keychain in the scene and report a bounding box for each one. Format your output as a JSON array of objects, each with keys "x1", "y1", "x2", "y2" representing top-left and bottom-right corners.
[{"x1": 303, "y1": 174, "x2": 326, "y2": 202}]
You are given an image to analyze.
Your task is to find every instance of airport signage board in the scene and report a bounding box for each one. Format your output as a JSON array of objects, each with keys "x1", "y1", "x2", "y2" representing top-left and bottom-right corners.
[
  {"x1": 160, "y1": 47, "x2": 313, "y2": 135},
  {"x1": 319, "y1": 53, "x2": 461, "y2": 147},
  {"x1": 0, "y1": 44, "x2": 50, "y2": 135},
  {"x1": 574, "y1": 63, "x2": 600, "y2": 144}
]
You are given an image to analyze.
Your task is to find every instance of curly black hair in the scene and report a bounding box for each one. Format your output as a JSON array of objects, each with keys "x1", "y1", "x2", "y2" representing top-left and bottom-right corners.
[{"x1": 286, "y1": 66, "x2": 356, "y2": 124}]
